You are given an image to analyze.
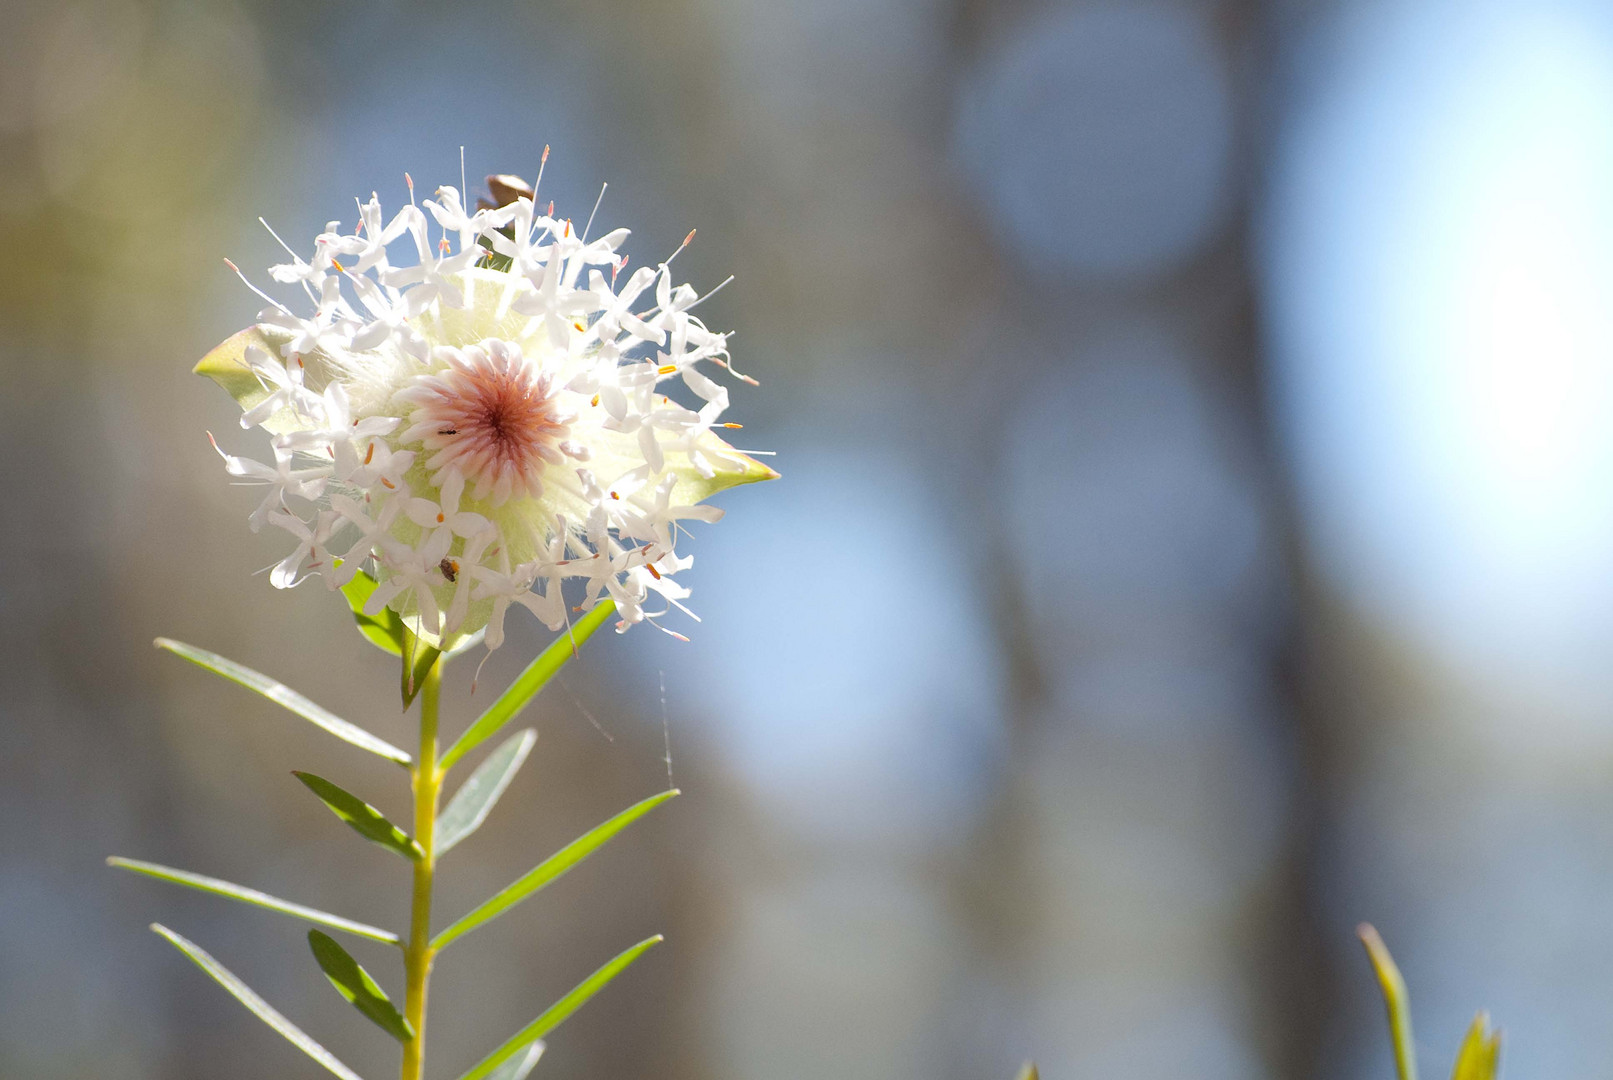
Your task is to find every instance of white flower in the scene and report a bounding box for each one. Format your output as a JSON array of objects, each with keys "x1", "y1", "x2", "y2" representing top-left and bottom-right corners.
[
  {"x1": 238, "y1": 344, "x2": 320, "y2": 429},
  {"x1": 267, "y1": 509, "x2": 341, "y2": 588},
  {"x1": 324, "y1": 194, "x2": 419, "y2": 274},
  {"x1": 198, "y1": 165, "x2": 775, "y2": 649},
  {"x1": 403, "y1": 469, "x2": 494, "y2": 559},
  {"x1": 208, "y1": 432, "x2": 329, "y2": 533}
]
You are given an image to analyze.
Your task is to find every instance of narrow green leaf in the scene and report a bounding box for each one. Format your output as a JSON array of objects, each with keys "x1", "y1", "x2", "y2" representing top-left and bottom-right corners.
[
  {"x1": 484, "y1": 1042, "x2": 544, "y2": 1080},
  {"x1": 1014, "y1": 1064, "x2": 1039, "y2": 1080},
  {"x1": 294, "y1": 772, "x2": 422, "y2": 861},
  {"x1": 439, "y1": 601, "x2": 617, "y2": 773},
  {"x1": 307, "y1": 930, "x2": 415, "y2": 1043},
  {"x1": 1359, "y1": 923, "x2": 1419, "y2": 1080},
  {"x1": 455, "y1": 936, "x2": 662, "y2": 1080},
  {"x1": 438, "y1": 729, "x2": 538, "y2": 856},
  {"x1": 432, "y1": 789, "x2": 677, "y2": 951},
  {"x1": 108, "y1": 857, "x2": 399, "y2": 945},
  {"x1": 1451, "y1": 1012, "x2": 1501, "y2": 1080},
  {"x1": 155, "y1": 637, "x2": 410, "y2": 766},
  {"x1": 340, "y1": 567, "x2": 406, "y2": 657},
  {"x1": 151, "y1": 923, "x2": 365, "y2": 1080}
]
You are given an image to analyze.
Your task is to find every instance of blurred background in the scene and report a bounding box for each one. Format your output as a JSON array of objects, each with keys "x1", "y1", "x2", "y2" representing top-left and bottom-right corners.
[{"x1": 4, "y1": 0, "x2": 1613, "y2": 1077}]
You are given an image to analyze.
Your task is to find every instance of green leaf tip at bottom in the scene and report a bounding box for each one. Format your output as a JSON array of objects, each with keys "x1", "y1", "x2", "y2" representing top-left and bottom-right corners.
[
  {"x1": 1358, "y1": 923, "x2": 1419, "y2": 1080},
  {"x1": 307, "y1": 929, "x2": 415, "y2": 1043},
  {"x1": 108, "y1": 857, "x2": 400, "y2": 945},
  {"x1": 155, "y1": 637, "x2": 411, "y2": 766},
  {"x1": 432, "y1": 788, "x2": 680, "y2": 951},
  {"x1": 455, "y1": 935, "x2": 663, "y2": 1080},
  {"x1": 151, "y1": 923, "x2": 365, "y2": 1080},
  {"x1": 437, "y1": 728, "x2": 538, "y2": 856},
  {"x1": 294, "y1": 771, "x2": 423, "y2": 861},
  {"x1": 439, "y1": 600, "x2": 617, "y2": 773},
  {"x1": 1014, "y1": 1064, "x2": 1039, "y2": 1080},
  {"x1": 1451, "y1": 1012, "x2": 1501, "y2": 1080}
]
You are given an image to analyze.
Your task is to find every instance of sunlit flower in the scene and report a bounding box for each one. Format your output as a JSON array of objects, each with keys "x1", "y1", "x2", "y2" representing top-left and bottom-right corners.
[{"x1": 199, "y1": 167, "x2": 775, "y2": 648}]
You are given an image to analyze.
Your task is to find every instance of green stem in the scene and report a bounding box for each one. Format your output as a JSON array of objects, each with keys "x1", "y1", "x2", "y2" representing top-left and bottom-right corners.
[{"x1": 401, "y1": 654, "x2": 443, "y2": 1080}]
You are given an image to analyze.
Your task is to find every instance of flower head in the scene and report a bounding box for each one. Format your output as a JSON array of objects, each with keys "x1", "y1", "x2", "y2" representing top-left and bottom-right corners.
[{"x1": 199, "y1": 168, "x2": 774, "y2": 649}]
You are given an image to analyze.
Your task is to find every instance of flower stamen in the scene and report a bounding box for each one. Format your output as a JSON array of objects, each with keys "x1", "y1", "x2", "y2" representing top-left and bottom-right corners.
[{"x1": 398, "y1": 339, "x2": 578, "y2": 506}]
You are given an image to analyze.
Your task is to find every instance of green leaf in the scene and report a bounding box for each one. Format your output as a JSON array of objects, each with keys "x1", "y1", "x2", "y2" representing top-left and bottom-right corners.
[
  {"x1": 107, "y1": 857, "x2": 399, "y2": 945},
  {"x1": 1451, "y1": 1012, "x2": 1501, "y2": 1080},
  {"x1": 294, "y1": 772, "x2": 422, "y2": 861},
  {"x1": 340, "y1": 567, "x2": 407, "y2": 657},
  {"x1": 151, "y1": 923, "x2": 365, "y2": 1080},
  {"x1": 307, "y1": 930, "x2": 415, "y2": 1043},
  {"x1": 455, "y1": 936, "x2": 663, "y2": 1080},
  {"x1": 1359, "y1": 923, "x2": 1419, "y2": 1080},
  {"x1": 1014, "y1": 1065, "x2": 1039, "y2": 1080},
  {"x1": 155, "y1": 637, "x2": 411, "y2": 767},
  {"x1": 438, "y1": 729, "x2": 538, "y2": 856},
  {"x1": 432, "y1": 789, "x2": 678, "y2": 951},
  {"x1": 439, "y1": 602, "x2": 617, "y2": 773}
]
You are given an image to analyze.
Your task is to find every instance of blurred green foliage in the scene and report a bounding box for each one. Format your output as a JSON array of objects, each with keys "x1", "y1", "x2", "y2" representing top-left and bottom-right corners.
[{"x1": 1359, "y1": 924, "x2": 1501, "y2": 1080}]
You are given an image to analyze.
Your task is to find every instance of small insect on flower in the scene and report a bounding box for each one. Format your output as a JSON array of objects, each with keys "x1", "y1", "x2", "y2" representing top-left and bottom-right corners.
[{"x1": 199, "y1": 163, "x2": 776, "y2": 652}]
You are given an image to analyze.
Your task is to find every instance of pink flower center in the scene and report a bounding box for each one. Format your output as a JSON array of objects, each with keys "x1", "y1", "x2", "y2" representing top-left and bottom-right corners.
[{"x1": 399, "y1": 340, "x2": 573, "y2": 505}]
